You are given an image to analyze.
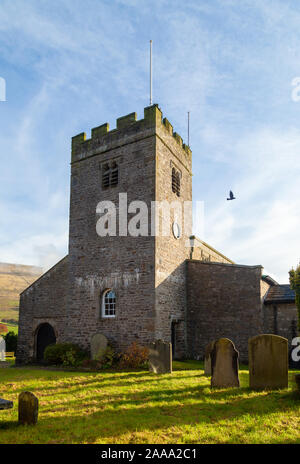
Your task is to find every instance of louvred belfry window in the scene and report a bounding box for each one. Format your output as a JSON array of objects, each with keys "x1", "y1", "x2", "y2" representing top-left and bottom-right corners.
[
  {"x1": 110, "y1": 162, "x2": 118, "y2": 187},
  {"x1": 102, "y1": 163, "x2": 110, "y2": 189},
  {"x1": 102, "y1": 161, "x2": 119, "y2": 189},
  {"x1": 172, "y1": 167, "x2": 181, "y2": 197}
]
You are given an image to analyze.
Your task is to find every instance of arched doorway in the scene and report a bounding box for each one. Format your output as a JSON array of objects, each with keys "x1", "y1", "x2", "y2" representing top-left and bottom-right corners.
[{"x1": 36, "y1": 323, "x2": 56, "y2": 362}]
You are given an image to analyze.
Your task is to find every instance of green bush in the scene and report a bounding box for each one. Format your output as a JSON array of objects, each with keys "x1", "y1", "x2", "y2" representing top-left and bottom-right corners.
[
  {"x1": 4, "y1": 331, "x2": 18, "y2": 352},
  {"x1": 80, "y1": 345, "x2": 117, "y2": 370},
  {"x1": 95, "y1": 345, "x2": 116, "y2": 368},
  {"x1": 62, "y1": 349, "x2": 78, "y2": 367},
  {"x1": 289, "y1": 265, "x2": 300, "y2": 331},
  {"x1": 44, "y1": 343, "x2": 87, "y2": 366}
]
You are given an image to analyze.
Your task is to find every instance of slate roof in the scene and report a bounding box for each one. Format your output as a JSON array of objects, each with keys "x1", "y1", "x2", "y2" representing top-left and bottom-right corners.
[{"x1": 264, "y1": 284, "x2": 296, "y2": 304}]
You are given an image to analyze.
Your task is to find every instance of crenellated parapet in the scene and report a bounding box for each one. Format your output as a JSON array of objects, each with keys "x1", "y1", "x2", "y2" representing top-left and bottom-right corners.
[{"x1": 71, "y1": 104, "x2": 192, "y2": 163}]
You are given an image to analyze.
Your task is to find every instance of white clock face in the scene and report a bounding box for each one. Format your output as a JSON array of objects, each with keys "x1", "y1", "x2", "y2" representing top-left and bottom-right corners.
[{"x1": 172, "y1": 222, "x2": 181, "y2": 239}]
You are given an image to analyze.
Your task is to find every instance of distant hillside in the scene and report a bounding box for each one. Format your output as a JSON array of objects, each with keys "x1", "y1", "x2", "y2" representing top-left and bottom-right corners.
[{"x1": 0, "y1": 262, "x2": 43, "y2": 323}]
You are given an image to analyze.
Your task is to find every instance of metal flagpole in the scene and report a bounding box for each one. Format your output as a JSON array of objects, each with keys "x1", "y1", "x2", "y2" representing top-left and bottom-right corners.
[{"x1": 150, "y1": 40, "x2": 152, "y2": 105}]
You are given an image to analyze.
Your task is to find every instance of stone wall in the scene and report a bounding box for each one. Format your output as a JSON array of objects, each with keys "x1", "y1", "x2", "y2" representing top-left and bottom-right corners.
[
  {"x1": 16, "y1": 257, "x2": 68, "y2": 363},
  {"x1": 263, "y1": 303, "x2": 298, "y2": 348},
  {"x1": 260, "y1": 279, "x2": 270, "y2": 300},
  {"x1": 186, "y1": 260, "x2": 263, "y2": 362},
  {"x1": 190, "y1": 237, "x2": 233, "y2": 264},
  {"x1": 154, "y1": 115, "x2": 192, "y2": 358},
  {"x1": 67, "y1": 107, "x2": 159, "y2": 352}
]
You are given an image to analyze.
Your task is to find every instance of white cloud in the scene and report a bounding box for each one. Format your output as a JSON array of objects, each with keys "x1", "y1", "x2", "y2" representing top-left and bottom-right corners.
[{"x1": 0, "y1": 231, "x2": 68, "y2": 272}]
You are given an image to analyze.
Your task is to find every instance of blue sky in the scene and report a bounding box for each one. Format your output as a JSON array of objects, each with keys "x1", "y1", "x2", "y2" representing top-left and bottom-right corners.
[{"x1": 0, "y1": 0, "x2": 300, "y2": 282}]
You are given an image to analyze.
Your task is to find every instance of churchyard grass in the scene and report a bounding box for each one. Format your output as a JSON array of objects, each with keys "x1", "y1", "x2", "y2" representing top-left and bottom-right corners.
[{"x1": 0, "y1": 361, "x2": 299, "y2": 444}]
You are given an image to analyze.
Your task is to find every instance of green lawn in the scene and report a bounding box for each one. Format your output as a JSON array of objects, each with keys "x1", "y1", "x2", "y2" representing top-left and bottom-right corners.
[{"x1": 0, "y1": 361, "x2": 299, "y2": 444}]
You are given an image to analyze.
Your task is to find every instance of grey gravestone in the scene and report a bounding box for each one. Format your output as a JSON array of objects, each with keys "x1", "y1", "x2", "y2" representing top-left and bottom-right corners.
[
  {"x1": 90, "y1": 333, "x2": 108, "y2": 360},
  {"x1": 18, "y1": 391, "x2": 38, "y2": 425},
  {"x1": 149, "y1": 340, "x2": 172, "y2": 374},
  {"x1": 249, "y1": 334, "x2": 288, "y2": 390},
  {"x1": 204, "y1": 341, "x2": 215, "y2": 376},
  {"x1": 0, "y1": 336, "x2": 5, "y2": 361},
  {"x1": 211, "y1": 338, "x2": 240, "y2": 388},
  {"x1": 0, "y1": 398, "x2": 13, "y2": 410}
]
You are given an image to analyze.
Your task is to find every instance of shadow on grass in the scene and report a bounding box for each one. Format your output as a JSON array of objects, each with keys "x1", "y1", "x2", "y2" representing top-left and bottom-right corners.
[
  {"x1": 1, "y1": 369, "x2": 206, "y2": 397},
  {"x1": 40, "y1": 379, "x2": 299, "y2": 414},
  {"x1": 1, "y1": 385, "x2": 299, "y2": 444},
  {"x1": 0, "y1": 364, "x2": 299, "y2": 444},
  {"x1": 1, "y1": 365, "x2": 299, "y2": 401},
  {"x1": 0, "y1": 420, "x2": 20, "y2": 430}
]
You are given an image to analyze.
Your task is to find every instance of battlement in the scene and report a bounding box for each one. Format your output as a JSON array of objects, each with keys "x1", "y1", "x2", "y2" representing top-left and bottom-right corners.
[{"x1": 71, "y1": 104, "x2": 192, "y2": 162}]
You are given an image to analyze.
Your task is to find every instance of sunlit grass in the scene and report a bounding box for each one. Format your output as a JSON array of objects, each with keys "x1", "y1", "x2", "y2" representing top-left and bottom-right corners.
[{"x1": 0, "y1": 361, "x2": 299, "y2": 444}]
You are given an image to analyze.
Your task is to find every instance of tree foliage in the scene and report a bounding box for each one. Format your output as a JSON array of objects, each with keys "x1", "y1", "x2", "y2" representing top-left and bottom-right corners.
[
  {"x1": 0, "y1": 323, "x2": 8, "y2": 334},
  {"x1": 4, "y1": 331, "x2": 18, "y2": 351},
  {"x1": 289, "y1": 264, "x2": 300, "y2": 331}
]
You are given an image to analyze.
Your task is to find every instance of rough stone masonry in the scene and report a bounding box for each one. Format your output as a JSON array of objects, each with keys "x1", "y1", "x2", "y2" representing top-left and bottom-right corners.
[{"x1": 16, "y1": 104, "x2": 298, "y2": 364}]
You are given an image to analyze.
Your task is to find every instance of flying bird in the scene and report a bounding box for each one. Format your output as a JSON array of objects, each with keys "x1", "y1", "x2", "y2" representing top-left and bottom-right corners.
[{"x1": 227, "y1": 190, "x2": 236, "y2": 201}]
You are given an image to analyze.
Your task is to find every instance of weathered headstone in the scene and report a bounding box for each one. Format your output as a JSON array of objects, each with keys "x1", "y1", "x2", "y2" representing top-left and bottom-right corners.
[
  {"x1": 18, "y1": 391, "x2": 39, "y2": 425},
  {"x1": 0, "y1": 398, "x2": 13, "y2": 410},
  {"x1": 249, "y1": 334, "x2": 288, "y2": 390},
  {"x1": 90, "y1": 333, "x2": 108, "y2": 360},
  {"x1": 0, "y1": 336, "x2": 5, "y2": 361},
  {"x1": 149, "y1": 340, "x2": 172, "y2": 374},
  {"x1": 204, "y1": 341, "x2": 215, "y2": 376},
  {"x1": 211, "y1": 338, "x2": 240, "y2": 388}
]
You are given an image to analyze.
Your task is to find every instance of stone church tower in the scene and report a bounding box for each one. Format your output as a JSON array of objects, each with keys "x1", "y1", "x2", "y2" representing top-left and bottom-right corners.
[
  {"x1": 16, "y1": 104, "x2": 298, "y2": 364},
  {"x1": 17, "y1": 104, "x2": 196, "y2": 361},
  {"x1": 67, "y1": 104, "x2": 192, "y2": 357}
]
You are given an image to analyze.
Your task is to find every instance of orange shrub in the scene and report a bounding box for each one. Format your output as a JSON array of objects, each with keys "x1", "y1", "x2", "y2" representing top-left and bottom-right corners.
[
  {"x1": 118, "y1": 341, "x2": 149, "y2": 369},
  {"x1": 0, "y1": 323, "x2": 8, "y2": 334}
]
